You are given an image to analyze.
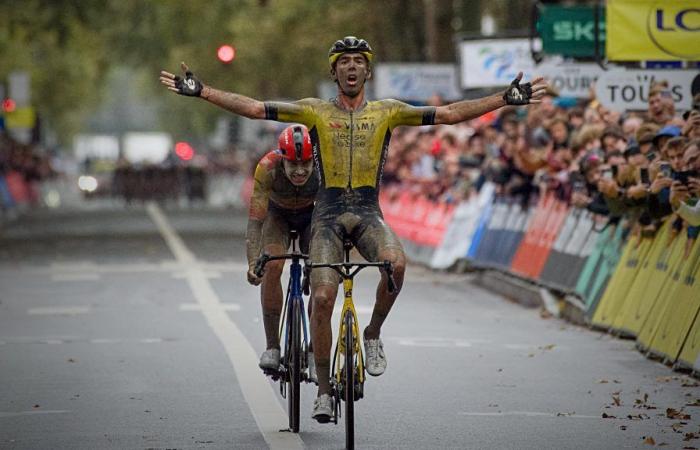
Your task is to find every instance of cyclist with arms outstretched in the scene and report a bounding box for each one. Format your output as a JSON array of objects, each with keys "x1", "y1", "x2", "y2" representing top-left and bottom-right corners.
[
  {"x1": 245, "y1": 125, "x2": 318, "y2": 379},
  {"x1": 160, "y1": 36, "x2": 548, "y2": 422}
]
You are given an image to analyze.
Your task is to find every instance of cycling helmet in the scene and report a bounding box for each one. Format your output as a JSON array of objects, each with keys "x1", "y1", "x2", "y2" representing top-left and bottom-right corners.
[
  {"x1": 328, "y1": 36, "x2": 374, "y2": 67},
  {"x1": 278, "y1": 125, "x2": 313, "y2": 162}
]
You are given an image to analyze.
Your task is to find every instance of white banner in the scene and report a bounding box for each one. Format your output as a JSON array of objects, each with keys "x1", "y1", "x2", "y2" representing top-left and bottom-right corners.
[
  {"x1": 594, "y1": 69, "x2": 699, "y2": 112},
  {"x1": 430, "y1": 182, "x2": 495, "y2": 269},
  {"x1": 374, "y1": 63, "x2": 462, "y2": 101},
  {"x1": 459, "y1": 39, "x2": 539, "y2": 89},
  {"x1": 538, "y1": 62, "x2": 605, "y2": 98}
]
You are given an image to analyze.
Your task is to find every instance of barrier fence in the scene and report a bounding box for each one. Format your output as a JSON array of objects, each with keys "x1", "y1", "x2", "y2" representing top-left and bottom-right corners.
[{"x1": 379, "y1": 183, "x2": 700, "y2": 376}]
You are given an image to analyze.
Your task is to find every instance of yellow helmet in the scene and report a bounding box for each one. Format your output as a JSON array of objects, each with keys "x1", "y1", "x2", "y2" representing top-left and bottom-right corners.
[{"x1": 328, "y1": 36, "x2": 373, "y2": 67}]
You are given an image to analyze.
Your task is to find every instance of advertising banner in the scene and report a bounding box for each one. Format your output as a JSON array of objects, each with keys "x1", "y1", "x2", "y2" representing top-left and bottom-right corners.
[
  {"x1": 459, "y1": 39, "x2": 539, "y2": 89},
  {"x1": 607, "y1": 0, "x2": 700, "y2": 61},
  {"x1": 538, "y1": 62, "x2": 605, "y2": 98},
  {"x1": 538, "y1": 5, "x2": 605, "y2": 57},
  {"x1": 374, "y1": 64, "x2": 462, "y2": 101},
  {"x1": 594, "y1": 69, "x2": 700, "y2": 112}
]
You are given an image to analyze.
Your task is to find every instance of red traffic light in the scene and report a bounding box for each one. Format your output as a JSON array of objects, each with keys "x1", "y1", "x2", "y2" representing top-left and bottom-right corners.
[
  {"x1": 2, "y1": 99, "x2": 16, "y2": 113},
  {"x1": 217, "y1": 45, "x2": 235, "y2": 64},
  {"x1": 175, "y1": 141, "x2": 195, "y2": 161}
]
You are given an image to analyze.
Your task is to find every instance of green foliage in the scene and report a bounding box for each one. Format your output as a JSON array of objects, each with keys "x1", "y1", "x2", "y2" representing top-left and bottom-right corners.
[{"x1": 0, "y1": 0, "x2": 482, "y2": 144}]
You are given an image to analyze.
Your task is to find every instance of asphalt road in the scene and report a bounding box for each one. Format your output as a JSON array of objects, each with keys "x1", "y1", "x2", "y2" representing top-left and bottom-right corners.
[{"x1": 1, "y1": 204, "x2": 699, "y2": 450}]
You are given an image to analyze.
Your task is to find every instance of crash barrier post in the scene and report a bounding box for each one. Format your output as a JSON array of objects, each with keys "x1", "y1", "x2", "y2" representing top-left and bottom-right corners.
[
  {"x1": 590, "y1": 229, "x2": 654, "y2": 331},
  {"x1": 639, "y1": 231, "x2": 700, "y2": 364},
  {"x1": 611, "y1": 219, "x2": 684, "y2": 339},
  {"x1": 381, "y1": 186, "x2": 700, "y2": 378},
  {"x1": 509, "y1": 194, "x2": 569, "y2": 280}
]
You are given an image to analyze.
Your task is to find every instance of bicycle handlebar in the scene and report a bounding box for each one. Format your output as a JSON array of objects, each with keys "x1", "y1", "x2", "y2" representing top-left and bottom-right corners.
[
  {"x1": 254, "y1": 252, "x2": 309, "y2": 278},
  {"x1": 303, "y1": 260, "x2": 397, "y2": 294}
]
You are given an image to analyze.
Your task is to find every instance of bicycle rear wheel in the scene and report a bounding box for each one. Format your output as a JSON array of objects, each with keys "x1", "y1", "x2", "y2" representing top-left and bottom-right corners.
[
  {"x1": 288, "y1": 299, "x2": 302, "y2": 432},
  {"x1": 344, "y1": 311, "x2": 355, "y2": 450}
]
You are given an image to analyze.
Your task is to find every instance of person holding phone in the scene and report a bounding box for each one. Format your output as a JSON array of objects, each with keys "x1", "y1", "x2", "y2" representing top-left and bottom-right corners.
[{"x1": 671, "y1": 140, "x2": 700, "y2": 223}]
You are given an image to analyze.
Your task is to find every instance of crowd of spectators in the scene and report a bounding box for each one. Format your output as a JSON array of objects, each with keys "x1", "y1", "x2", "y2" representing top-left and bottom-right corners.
[
  {"x1": 0, "y1": 130, "x2": 54, "y2": 212},
  {"x1": 380, "y1": 84, "x2": 700, "y2": 233}
]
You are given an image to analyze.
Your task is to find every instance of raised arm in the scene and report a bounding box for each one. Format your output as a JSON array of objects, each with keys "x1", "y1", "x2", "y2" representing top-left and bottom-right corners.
[
  {"x1": 160, "y1": 62, "x2": 265, "y2": 119},
  {"x1": 434, "y1": 72, "x2": 548, "y2": 125}
]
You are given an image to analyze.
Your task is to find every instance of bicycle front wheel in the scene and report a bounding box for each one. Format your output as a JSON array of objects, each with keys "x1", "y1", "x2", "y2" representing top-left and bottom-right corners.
[
  {"x1": 344, "y1": 311, "x2": 355, "y2": 450},
  {"x1": 288, "y1": 299, "x2": 302, "y2": 432}
]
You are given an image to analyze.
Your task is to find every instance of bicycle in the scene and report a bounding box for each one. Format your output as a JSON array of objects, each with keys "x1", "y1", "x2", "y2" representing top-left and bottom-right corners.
[
  {"x1": 254, "y1": 229, "x2": 312, "y2": 433},
  {"x1": 304, "y1": 236, "x2": 396, "y2": 450}
]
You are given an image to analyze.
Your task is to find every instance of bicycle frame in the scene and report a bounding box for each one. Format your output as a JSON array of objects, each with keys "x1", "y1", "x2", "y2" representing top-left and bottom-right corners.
[{"x1": 334, "y1": 275, "x2": 365, "y2": 393}]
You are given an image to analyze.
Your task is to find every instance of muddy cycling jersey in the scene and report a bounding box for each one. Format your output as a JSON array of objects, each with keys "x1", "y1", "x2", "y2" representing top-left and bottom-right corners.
[
  {"x1": 264, "y1": 98, "x2": 435, "y2": 204},
  {"x1": 246, "y1": 150, "x2": 318, "y2": 266}
]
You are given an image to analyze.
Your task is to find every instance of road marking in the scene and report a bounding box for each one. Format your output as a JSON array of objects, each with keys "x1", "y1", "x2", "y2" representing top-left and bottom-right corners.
[
  {"x1": 28, "y1": 306, "x2": 91, "y2": 316},
  {"x1": 4, "y1": 261, "x2": 248, "y2": 276},
  {"x1": 0, "y1": 410, "x2": 71, "y2": 418},
  {"x1": 179, "y1": 303, "x2": 241, "y2": 312},
  {"x1": 0, "y1": 337, "x2": 175, "y2": 345},
  {"x1": 459, "y1": 411, "x2": 600, "y2": 419},
  {"x1": 51, "y1": 273, "x2": 100, "y2": 282},
  {"x1": 146, "y1": 202, "x2": 303, "y2": 450},
  {"x1": 389, "y1": 336, "x2": 475, "y2": 348}
]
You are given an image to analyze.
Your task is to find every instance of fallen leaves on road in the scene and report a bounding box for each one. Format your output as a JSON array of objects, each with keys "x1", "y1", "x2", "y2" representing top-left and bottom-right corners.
[
  {"x1": 612, "y1": 394, "x2": 622, "y2": 407},
  {"x1": 627, "y1": 413, "x2": 649, "y2": 420},
  {"x1": 598, "y1": 379, "x2": 610, "y2": 384},
  {"x1": 602, "y1": 412, "x2": 616, "y2": 419},
  {"x1": 539, "y1": 344, "x2": 556, "y2": 351},
  {"x1": 671, "y1": 422, "x2": 688, "y2": 433},
  {"x1": 32, "y1": 404, "x2": 40, "y2": 409},
  {"x1": 667, "y1": 408, "x2": 692, "y2": 420},
  {"x1": 67, "y1": 358, "x2": 76, "y2": 363},
  {"x1": 643, "y1": 436, "x2": 656, "y2": 445},
  {"x1": 685, "y1": 432, "x2": 700, "y2": 441},
  {"x1": 620, "y1": 425, "x2": 627, "y2": 430},
  {"x1": 687, "y1": 399, "x2": 700, "y2": 407}
]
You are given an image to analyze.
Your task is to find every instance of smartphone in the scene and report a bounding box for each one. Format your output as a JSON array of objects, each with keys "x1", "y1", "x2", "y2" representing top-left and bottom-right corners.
[
  {"x1": 640, "y1": 167, "x2": 650, "y2": 185},
  {"x1": 646, "y1": 152, "x2": 657, "y2": 162},
  {"x1": 674, "y1": 170, "x2": 698, "y2": 184},
  {"x1": 659, "y1": 163, "x2": 672, "y2": 178},
  {"x1": 611, "y1": 165, "x2": 619, "y2": 178},
  {"x1": 573, "y1": 180, "x2": 587, "y2": 193}
]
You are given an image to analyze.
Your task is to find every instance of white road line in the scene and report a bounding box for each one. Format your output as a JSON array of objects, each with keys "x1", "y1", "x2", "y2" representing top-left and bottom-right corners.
[
  {"x1": 51, "y1": 273, "x2": 100, "y2": 282},
  {"x1": 28, "y1": 306, "x2": 91, "y2": 316},
  {"x1": 0, "y1": 410, "x2": 71, "y2": 418},
  {"x1": 146, "y1": 202, "x2": 303, "y2": 450},
  {"x1": 4, "y1": 261, "x2": 248, "y2": 275},
  {"x1": 459, "y1": 411, "x2": 600, "y2": 419},
  {"x1": 179, "y1": 303, "x2": 241, "y2": 312}
]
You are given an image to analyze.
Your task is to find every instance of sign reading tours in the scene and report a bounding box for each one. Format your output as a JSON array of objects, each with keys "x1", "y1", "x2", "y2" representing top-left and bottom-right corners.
[
  {"x1": 538, "y1": 62, "x2": 605, "y2": 98},
  {"x1": 594, "y1": 69, "x2": 700, "y2": 112}
]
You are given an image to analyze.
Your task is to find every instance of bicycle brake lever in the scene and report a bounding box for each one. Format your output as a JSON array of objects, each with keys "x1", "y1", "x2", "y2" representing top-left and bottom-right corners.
[
  {"x1": 383, "y1": 260, "x2": 397, "y2": 294},
  {"x1": 254, "y1": 254, "x2": 270, "y2": 278},
  {"x1": 302, "y1": 264, "x2": 311, "y2": 296}
]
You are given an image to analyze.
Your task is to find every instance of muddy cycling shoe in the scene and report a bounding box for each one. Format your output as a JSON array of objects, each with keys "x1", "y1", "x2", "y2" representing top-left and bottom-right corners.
[
  {"x1": 311, "y1": 394, "x2": 334, "y2": 423},
  {"x1": 258, "y1": 348, "x2": 280, "y2": 371},
  {"x1": 364, "y1": 337, "x2": 386, "y2": 376},
  {"x1": 307, "y1": 352, "x2": 318, "y2": 384}
]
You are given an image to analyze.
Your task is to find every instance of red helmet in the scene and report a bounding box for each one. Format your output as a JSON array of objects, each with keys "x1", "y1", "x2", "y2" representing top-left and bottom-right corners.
[{"x1": 278, "y1": 125, "x2": 313, "y2": 162}]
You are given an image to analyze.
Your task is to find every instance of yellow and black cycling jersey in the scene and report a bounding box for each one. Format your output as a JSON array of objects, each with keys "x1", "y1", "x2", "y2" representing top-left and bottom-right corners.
[{"x1": 264, "y1": 98, "x2": 435, "y2": 204}]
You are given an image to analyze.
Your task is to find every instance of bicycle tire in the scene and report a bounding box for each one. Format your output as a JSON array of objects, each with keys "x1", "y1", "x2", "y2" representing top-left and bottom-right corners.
[
  {"x1": 289, "y1": 299, "x2": 302, "y2": 432},
  {"x1": 344, "y1": 311, "x2": 355, "y2": 450}
]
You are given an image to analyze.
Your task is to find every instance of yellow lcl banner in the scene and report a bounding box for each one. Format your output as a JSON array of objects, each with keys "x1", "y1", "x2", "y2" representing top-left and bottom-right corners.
[{"x1": 607, "y1": 0, "x2": 700, "y2": 61}]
